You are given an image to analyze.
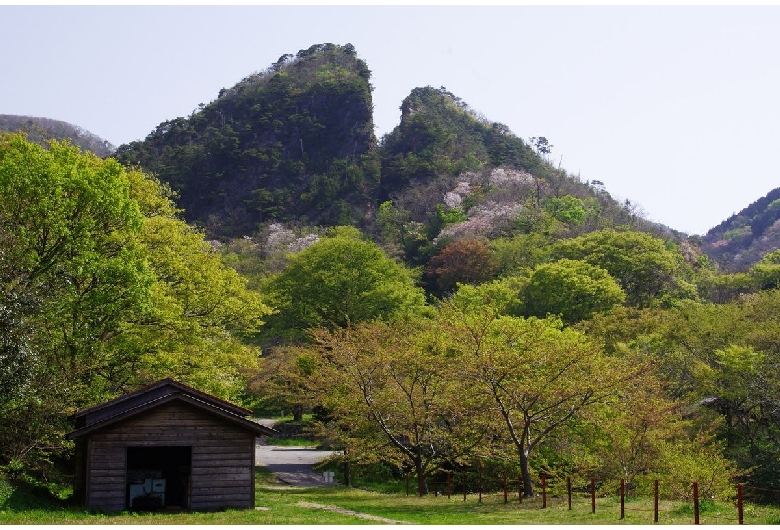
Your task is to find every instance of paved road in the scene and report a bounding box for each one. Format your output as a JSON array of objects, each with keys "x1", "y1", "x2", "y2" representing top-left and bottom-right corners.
[{"x1": 255, "y1": 445, "x2": 340, "y2": 487}]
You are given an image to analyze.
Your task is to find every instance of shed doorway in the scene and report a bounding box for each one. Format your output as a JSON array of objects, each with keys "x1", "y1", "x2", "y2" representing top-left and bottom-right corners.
[{"x1": 126, "y1": 446, "x2": 191, "y2": 511}]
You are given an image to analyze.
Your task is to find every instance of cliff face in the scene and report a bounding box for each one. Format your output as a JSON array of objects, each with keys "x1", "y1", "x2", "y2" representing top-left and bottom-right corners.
[{"x1": 114, "y1": 43, "x2": 378, "y2": 238}]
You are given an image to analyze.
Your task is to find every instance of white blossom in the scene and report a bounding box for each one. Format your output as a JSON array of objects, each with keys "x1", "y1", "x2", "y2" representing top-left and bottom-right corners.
[
  {"x1": 436, "y1": 201, "x2": 525, "y2": 242},
  {"x1": 489, "y1": 168, "x2": 534, "y2": 186},
  {"x1": 265, "y1": 223, "x2": 296, "y2": 252},
  {"x1": 288, "y1": 234, "x2": 320, "y2": 252},
  {"x1": 444, "y1": 181, "x2": 473, "y2": 209},
  {"x1": 444, "y1": 191, "x2": 463, "y2": 209}
]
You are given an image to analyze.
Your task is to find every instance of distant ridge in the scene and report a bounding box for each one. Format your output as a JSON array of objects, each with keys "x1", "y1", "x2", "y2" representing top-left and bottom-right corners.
[
  {"x1": 0, "y1": 115, "x2": 115, "y2": 157},
  {"x1": 699, "y1": 187, "x2": 780, "y2": 271}
]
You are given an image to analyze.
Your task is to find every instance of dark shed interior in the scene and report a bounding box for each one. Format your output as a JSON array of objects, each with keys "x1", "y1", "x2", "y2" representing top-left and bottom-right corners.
[{"x1": 126, "y1": 446, "x2": 192, "y2": 511}]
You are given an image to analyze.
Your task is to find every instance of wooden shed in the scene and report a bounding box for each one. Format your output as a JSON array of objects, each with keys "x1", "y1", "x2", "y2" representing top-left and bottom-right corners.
[{"x1": 67, "y1": 378, "x2": 276, "y2": 512}]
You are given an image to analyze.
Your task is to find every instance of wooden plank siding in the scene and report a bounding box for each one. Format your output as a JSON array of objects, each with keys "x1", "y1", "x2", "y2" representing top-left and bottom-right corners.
[{"x1": 84, "y1": 400, "x2": 256, "y2": 512}]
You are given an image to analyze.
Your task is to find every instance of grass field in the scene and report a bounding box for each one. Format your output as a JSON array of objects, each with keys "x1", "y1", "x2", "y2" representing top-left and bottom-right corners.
[{"x1": 2, "y1": 467, "x2": 780, "y2": 525}]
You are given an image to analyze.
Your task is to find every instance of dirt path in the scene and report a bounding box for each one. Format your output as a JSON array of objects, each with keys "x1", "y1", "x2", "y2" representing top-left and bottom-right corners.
[
  {"x1": 255, "y1": 422, "x2": 409, "y2": 523},
  {"x1": 296, "y1": 501, "x2": 412, "y2": 524}
]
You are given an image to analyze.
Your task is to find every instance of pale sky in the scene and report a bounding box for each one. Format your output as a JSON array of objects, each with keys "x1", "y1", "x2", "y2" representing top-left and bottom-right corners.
[{"x1": 2, "y1": 5, "x2": 779, "y2": 236}]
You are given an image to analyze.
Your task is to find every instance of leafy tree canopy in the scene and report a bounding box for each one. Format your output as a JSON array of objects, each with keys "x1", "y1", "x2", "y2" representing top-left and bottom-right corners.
[
  {"x1": 0, "y1": 134, "x2": 271, "y2": 487},
  {"x1": 262, "y1": 226, "x2": 427, "y2": 341},
  {"x1": 524, "y1": 258, "x2": 626, "y2": 324},
  {"x1": 552, "y1": 229, "x2": 688, "y2": 307}
]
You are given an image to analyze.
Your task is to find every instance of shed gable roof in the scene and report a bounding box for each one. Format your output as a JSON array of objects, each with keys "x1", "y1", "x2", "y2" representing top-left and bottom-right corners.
[{"x1": 67, "y1": 378, "x2": 276, "y2": 439}]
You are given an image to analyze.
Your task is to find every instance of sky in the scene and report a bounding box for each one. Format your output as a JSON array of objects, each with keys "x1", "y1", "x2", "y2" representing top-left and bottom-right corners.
[{"x1": 2, "y1": 5, "x2": 780, "y2": 236}]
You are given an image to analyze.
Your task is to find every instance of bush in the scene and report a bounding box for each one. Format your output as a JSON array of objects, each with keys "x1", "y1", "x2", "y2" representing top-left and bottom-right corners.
[{"x1": 653, "y1": 438, "x2": 737, "y2": 501}]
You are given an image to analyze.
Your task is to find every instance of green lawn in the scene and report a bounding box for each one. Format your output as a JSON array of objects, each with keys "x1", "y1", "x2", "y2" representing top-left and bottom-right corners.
[{"x1": 2, "y1": 468, "x2": 779, "y2": 525}]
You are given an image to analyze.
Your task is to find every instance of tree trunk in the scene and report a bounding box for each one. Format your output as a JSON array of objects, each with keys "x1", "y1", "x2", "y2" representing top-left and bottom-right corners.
[
  {"x1": 519, "y1": 447, "x2": 534, "y2": 497},
  {"x1": 292, "y1": 404, "x2": 303, "y2": 422},
  {"x1": 415, "y1": 457, "x2": 428, "y2": 496}
]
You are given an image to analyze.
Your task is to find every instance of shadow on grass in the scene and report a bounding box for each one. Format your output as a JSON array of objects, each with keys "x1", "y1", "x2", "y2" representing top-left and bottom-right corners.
[{"x1": 0, "y1": 479, "x2": 68, "y2": 511}]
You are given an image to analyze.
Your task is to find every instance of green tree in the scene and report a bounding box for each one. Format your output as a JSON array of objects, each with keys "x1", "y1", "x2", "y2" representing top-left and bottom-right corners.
[
  {"x1": 438, "y1": 299, "x2": 636, "y2": 497},
  {"x1": 592, "y1": 297, "x2": 778, "y2": 493},
  {"x1": 0, "y1": 134, "x2": 152, "y2": 478},
  {"x1": 249, "y1": 343, "x2": 321, "y2": 422},
  {"x1": 489, "y1": 232, "x2": 553, "y2": 275},
  {"x1": 0, "y1": 134, "x2": 273, "y2": 487},
  {"x1": 529, "y1": 136, "x2": 553, "y2": 156},
  {"x1": 678, "y1": 292, "x2": 780, "y2": 492},
  {"x1": 309, "y1": 318, "x2": 484, "y2": 494},
  {"x1": 450, "y1": 276, "x2": 529, "y2": 317},
  {"x1": 544, "y1": 195, "x2": 586, "y2": 227},
  {"x1": 524, "y1": 259, "x2": 626, "y2": 324},
  {"x1": 552, "y1": 229, "x2": 685, "y2": 307},
  {"x1": 584, "y1": 359, "x2": 733, "y2": 499},
  {"x1": 262, "y1": 226, "x2": 427, "y2": 341},
  {"x1": 748, "y1": 249, "x2": 780, "y2": 290},
  {"x1": 375, "y1": 200, "x2": 413, "y2": 260},
  {"x1": 125, "y1": 213, "x2": 272, "y2": 400}
]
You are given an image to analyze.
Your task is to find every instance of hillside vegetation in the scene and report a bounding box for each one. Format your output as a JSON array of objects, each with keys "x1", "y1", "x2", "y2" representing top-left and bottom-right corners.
[
  {"x1": 699, "y1": 187, "x2": 780, "y2": 271},
  {"x1": 4, "y1": 43, "x2": 780, "y2": 511},
  {"x1": 115, "y1": 43, "x2": 378, "y2": 237},
  {"x1": 0, "y1": 115, "x2": 114, "y2": 157}
]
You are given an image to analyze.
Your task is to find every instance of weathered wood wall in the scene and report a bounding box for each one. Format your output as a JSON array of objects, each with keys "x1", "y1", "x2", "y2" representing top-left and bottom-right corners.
[{"x1": 84, "y1": 400, "x2": 255, "y2": 512}]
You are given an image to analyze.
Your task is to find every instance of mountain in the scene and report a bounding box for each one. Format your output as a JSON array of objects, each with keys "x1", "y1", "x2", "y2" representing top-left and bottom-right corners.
[
  {"x1": 372, "y1": 86, "x2": 666, "y2": 263},
  {"x1": 114, "y1": 46, "x2": 657, "y2": 246},
  {"x1": 10, "y1": 45, "x2": 777, "y2": 275},
  {"x1": 114, "y1": 43, "x2": 378, "y2": 237},
  {"x1": 378, "y1": 85, "x2": 541, "y2": 198},
  {"x1": 698, "y1": 188, "x2": 780, "y2": 271},
  {"x1": 0, "y1": 115, "x2": 115, "y2": 157}
]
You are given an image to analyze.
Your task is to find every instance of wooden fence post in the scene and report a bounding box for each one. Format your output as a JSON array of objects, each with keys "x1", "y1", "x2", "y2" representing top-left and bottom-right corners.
[
  {"x1": 518, "y1": 475, "x2": 523, "y2": 503},
  {"x1": 542, "y1": 475, "x2": 547, "y2": 508},
  {"x1": 343, "y1": 447, "x2": 351, "y2": 487},
  {"x1": 654, "y1": 479, "x2": 659, "y2": 523},
  {"x1": 478, "y1": 471, "x2": 483, "y2": 504},
  {"x1": 737, "y1": 483, "x2": 743, "y2": 525},
  {"x1": 463, "y1": 473, "x2": 467, "y2": 502},
  {"x1": 693, "y1": 481, "x2": 700, "y2": 525},
  {"x1": 591, "y1": 477, "x2": 596, "y2": 513},
  {"x1": 620, "y1": 479, "x2": 625, "y2": 520},
  {"x1": 567, "y1": 477, "x2": 572, "y2": 510}
]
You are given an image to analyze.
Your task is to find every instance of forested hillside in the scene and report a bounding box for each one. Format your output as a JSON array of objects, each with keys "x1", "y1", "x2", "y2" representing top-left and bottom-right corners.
[
  {"x1": 115, "y1": 43, "x2": 378, "y2": 237},
  {"x1": 0, "y1": 115, "x2": 115, "y2": 157},
  {"x1": 699, "y1": 187, "x2": 780, "y2": 271},
  {"x1": 4, "y1": 43, "x2": 780, "y2": 511}
]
